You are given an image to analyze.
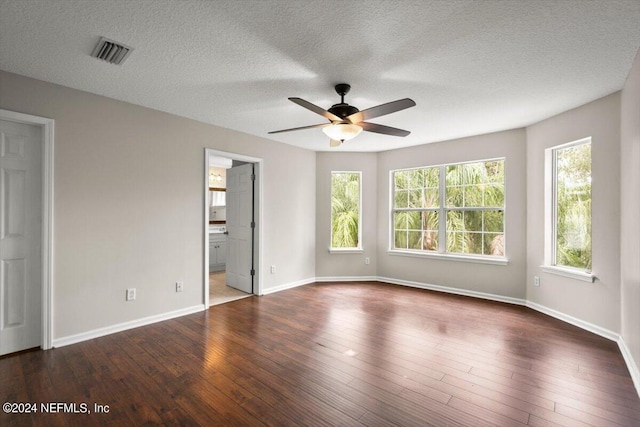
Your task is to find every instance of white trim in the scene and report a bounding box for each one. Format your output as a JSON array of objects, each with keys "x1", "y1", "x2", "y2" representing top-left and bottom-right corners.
[
  {"x1": 0, "y1": 109, "x2": 54, "y2": 351},
  {"x1": 42, "y1": 269, "x2": 639, "y2": 400},
  {"x1": 541, "y1": 265, "x2": 595, "y2": 282},
  {"x1": 388, "y1": 249, "x2": 509, "y2": 265},
  {"x1": 525, "y1": 301, "x2": 618, "y2": 341},
  {"x1": 544, "y1": 147, "x2": 554, "y2": 265},
  {"x1": 259, "y1": 277, "x2": 316, "y2": 295},
  {"x1": 377, "y1": 276, "x2": 526, "y2": 306},
  {"x1": 328, "y1": 248, "x2": 364, "y2": 254},
  {"x1": 545, "y1": 137, "x2": 592, "y2": 269},
  {"x1": 53, "y1": 305, "x2": 205, "y2": 348},
  {"x1": 295, "y1": 274, "x2": 638, "y2": 398},
  {"x1": 203, "y1": 153, "x2": 210, "y2": 308},
  {"x1": 316, "y1": 276, "x2": 378, "y2": 282},
  {"x1": 618, "y1": 337, "x2": 640, "y2": 398},
  {"x1": 527, "y1": 303, "x2": 636, "y2": 395},
  {"x1": 259, "y1": 273, "x2": 638, "y2": 398}
]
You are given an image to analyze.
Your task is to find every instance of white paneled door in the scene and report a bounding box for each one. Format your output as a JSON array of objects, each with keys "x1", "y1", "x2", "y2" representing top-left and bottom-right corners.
[
  {"x1": 225, "y1": 163, "x2": 253, "y2": 294},
  {"x1": 0, "y1": 120, "x2": 42, "y2": 355}
]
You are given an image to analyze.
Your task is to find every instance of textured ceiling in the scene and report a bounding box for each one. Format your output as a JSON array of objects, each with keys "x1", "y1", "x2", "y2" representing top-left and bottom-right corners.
[{"x1": 1, "y1": 0, "x2": 639, "y2": 152}]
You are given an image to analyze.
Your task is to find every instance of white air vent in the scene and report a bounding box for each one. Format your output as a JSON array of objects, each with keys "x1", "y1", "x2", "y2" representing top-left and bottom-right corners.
[{"x1": 91, "y1": 37, "x2": 133, "y2": 65}]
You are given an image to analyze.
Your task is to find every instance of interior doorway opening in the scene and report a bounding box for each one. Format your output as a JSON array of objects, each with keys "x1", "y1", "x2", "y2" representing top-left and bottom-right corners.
[
  {"x1": 204, "y1": 149, "x2": 262, "y2": 307},
  {"x1": 0, "y1": 109, "x2": 54, "y2": 354}
]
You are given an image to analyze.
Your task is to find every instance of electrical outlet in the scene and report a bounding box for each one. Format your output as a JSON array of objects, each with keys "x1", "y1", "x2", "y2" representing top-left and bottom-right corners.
[
  {"x1": 270, "y1": 265, "x2": 276, "y2": 274},
  {"x1": 365, "y1": 257, "x2": 370, "y2": 265},
  {"x1": 176, "y1": 281, "x2": 184, "y2": 292},
  {"x1": 534, "y1": 276, "x2": 540, "y2": 287},
  {"x1": 126, "y1": 288, "x2": 136, "y2": 301}
]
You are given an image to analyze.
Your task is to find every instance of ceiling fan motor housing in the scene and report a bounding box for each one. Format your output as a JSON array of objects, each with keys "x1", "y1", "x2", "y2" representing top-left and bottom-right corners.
[{"x1": 328, "y1": 103, "x2": 359, "y2": 119}]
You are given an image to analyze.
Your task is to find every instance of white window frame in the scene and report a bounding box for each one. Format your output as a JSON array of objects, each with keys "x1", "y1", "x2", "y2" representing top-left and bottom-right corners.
[
  {"x1": 543, "y1": 137, "x2": 594, "y2": 282},
  {"x1": 388, "y1": 158, "x2": 507, "y2": 265},
  {"x1": 329, "y1": 171, "x2": 363, "y2": 253}
]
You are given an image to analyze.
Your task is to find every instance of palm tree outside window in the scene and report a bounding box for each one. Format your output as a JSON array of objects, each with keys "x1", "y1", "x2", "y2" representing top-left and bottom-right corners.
[
  {"x1": 392, "y1": 159, "x2": 506, "y2": 257},
  {"x1": 331, "y1": 172, "x2": 362, "y2": 249}
]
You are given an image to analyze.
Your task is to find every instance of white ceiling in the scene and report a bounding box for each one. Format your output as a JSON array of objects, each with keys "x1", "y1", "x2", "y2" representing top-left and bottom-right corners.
[{"x1": 1, "y1": 1, "x2": 639, "y2": 152}]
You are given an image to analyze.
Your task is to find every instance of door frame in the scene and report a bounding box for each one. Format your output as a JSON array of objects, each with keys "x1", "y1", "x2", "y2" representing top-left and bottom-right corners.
[
  {"x1": 0, "y1": 109, "x2": 54, "y2": 351},
  {"x1": 204, "y1": 149, "x2": 263, "y2": 306}
]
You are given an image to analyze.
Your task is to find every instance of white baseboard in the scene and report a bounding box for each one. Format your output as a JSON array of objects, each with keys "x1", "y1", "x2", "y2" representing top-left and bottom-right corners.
[
  {"x1": 52, "y1": 304, "x2": 206, "y2": 348},
  {"x1": 323, "y1": 275, "x2": 639, "y2": 399},
  {"x1": 279, "y1": 275, "x2": 526, "y2": 307},
  {"x1": 525, "y1": 301, "x2": 619, "y2": 342},
  {"x1": 47, "y1": 275, "x2": 640, "y2": 399},
  {"x1": 260, "y1": 277, "x2": 316, "y2": 295},
  {"x1": 377, "y1": 276, "x2": 527, "y2": 306},
  {"x1": 525, "y1": 302, "x2": 640, "y2": 399},
  {"x1": 316, "y1": 276, "x2": 378, "y2": 282},
  {"x1": 618, "y1": 336, "x2": 640, "y2": 398},
  {"x1": 256, "y1": 274, "x2": 640, "y2": 399}
]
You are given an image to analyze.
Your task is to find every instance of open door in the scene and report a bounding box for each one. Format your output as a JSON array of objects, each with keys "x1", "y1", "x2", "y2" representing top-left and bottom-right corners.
[
  {"x1": 0, "y1": 119, "x2": 42, "y2": 355},
  {"x1": 225, "y1": 163, "x2": 254, "y2": 293}
]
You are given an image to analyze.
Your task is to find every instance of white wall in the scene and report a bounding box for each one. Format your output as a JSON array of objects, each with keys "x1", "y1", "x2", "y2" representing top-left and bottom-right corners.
[
  {"x1": 315, "y1": 152, "x2": 377, "y2": 279},
  {"x1": 526, "y1": 92, "x2": 621, "y2": 333},
  {"x1": 376, "y1": 129, "x2": 527, "y2": 299},
  {"x1": 621, "y1": 48, "x2": 640, "y2": 384},
  {"x1": 0, "y1": 70, "x2": 316, "y2": 340}
]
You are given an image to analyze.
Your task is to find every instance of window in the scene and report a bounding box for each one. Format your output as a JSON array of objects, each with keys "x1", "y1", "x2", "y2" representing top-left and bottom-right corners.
[
  {"x1": 549, "y1": 138, "x2": 591, "y2": 271},
  {"x1": 393, "y1": 167, "x2": 440, "y2": 251},
  {"x1": 392, "y1": 159, "x2": 505, "y2": 258},
  {"x1": 331, "y1": 171, "x2": 361, "y2": 250}
]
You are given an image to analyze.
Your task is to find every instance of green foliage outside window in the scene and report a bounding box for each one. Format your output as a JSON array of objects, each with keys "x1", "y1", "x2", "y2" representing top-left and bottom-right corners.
[
  {"x1": 555, "y1": 143, "x2": 591, "y2": 270},
  {"x1": 331, "y1": 172, "x2": 360, "y2": 248},
  {"x1": 393, "y1": 167, "x2": 439, "y2": 251},
  {"x1": 445, "y1": 161, "x2": 505, "y2": 255},
  {"x1": 393, "y1": 160, "x2": 505, "y2": 256}
]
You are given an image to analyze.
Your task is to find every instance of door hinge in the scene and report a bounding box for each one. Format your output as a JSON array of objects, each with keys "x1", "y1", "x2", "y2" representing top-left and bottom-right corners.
[
  {"x1": 251, "y1": 173, "x2": 256, "y2": 181},
  {"x1": 251, "y1": 221, "x2": 255, "y2": 228},
  {"x1": 250, "y1": 269, "x2": 255, "y2": 276}
]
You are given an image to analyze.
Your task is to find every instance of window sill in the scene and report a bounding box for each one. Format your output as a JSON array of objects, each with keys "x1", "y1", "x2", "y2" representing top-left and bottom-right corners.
[
  {"x1": 541, "y1": 265, "x2": 595, "y2": 283},
  {"x1": 328, "y1": 248, "x2": 364, "y2": 254},
  {"x1": 388, "y1": 250, "x2": 508, "y2": 265}
]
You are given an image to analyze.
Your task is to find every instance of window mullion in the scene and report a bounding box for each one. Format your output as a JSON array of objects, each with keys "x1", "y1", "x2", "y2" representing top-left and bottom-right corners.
[
  {"x1": 551, "y1": 150, "x2": 558, "y2": 265},
  {"x1": 438, "y1": 165, "x2": 446, "y2": 253}
]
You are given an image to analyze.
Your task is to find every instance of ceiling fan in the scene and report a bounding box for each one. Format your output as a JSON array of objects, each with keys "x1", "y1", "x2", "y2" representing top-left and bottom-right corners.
[{"x1": 269, "y1": 83, "x2": 416, "y2": 147}]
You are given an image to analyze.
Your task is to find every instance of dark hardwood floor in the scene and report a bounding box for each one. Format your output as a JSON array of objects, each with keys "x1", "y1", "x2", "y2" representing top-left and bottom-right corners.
[{"x1": 2, "y1": 281, "x2": 639, "y2": 426}]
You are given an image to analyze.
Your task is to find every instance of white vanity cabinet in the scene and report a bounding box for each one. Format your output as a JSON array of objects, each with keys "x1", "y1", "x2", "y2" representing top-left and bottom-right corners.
[{"x1": 209, "y1": 232, "x2": 227, "y2": 272}]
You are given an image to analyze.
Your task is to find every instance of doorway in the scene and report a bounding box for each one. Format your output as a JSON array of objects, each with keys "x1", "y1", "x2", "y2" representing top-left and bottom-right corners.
[
  {"x1": 204, "y1": 149, "x2": 262, "y2": 307},
  {"x1": 0, "y1": 109, "x2": 53, "y2": 355}
]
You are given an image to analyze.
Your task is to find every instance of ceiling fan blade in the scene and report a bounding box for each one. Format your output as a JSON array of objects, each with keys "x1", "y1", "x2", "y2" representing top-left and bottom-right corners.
[
  {"x1": 268, "y1": 123, "x2": 329, "y2": 134},
  {"x1": 360, "y1": 121, "x2": 411, "y2": 137},
  {"x1": 347, "y1": 98, "x2": 416, "y2": 123},
  {"x1": 329, "y1": 139, "x2": 342, "y2": 147},
  {"x1": 289, "y1": 97, "x2": 342, "y2": 121}
]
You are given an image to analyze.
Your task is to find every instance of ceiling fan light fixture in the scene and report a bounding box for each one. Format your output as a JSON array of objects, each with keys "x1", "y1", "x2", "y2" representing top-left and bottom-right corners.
[
  {"x1": 322, "y1": 122, "x2": 363, "y2": 141},
  {"x1": 269, "y1": 84, "x2": 415, "y2": 144}
]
